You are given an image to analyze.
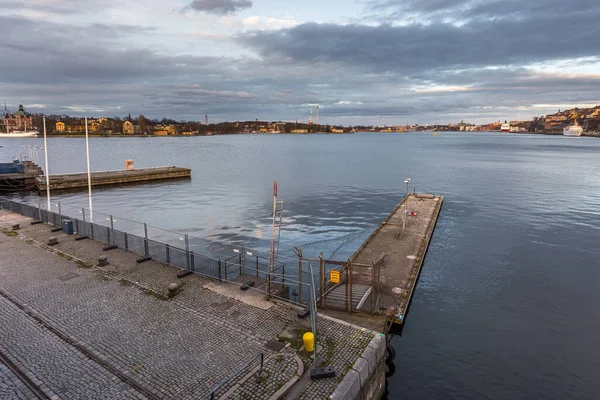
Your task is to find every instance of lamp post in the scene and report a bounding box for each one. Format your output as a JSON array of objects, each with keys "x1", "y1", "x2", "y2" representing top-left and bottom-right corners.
[{"x1": 403, "y1": 178, "x2": 410, "y2": 229}]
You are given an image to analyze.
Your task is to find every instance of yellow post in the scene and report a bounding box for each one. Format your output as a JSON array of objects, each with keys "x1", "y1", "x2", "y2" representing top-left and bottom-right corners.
[{"x1": 303, "y1": 332, "x2": 314, "y2": 352}]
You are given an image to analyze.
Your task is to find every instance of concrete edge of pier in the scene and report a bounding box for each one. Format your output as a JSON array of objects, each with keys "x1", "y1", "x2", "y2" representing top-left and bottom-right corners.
[{"x1": 396, "y1": 194, "x2": 444, "y2": 326}]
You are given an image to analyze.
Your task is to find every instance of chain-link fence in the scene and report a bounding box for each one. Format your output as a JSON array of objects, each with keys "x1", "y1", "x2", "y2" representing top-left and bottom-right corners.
[{"x1": 0, "y1": 197, "x2": 318, "y2": 306}]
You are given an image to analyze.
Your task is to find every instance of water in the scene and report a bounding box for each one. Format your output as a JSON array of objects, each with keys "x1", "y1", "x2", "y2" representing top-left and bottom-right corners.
[{"x1": 2, "y1": 132, "x2": 600, "y2": 399}]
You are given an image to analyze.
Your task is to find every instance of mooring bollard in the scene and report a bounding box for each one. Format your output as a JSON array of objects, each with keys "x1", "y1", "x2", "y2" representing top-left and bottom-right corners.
[
  {"x1": 98, "y1": 255, "x2": 108, "y2": 267},
  {"x1": 47, "y1": 236, "x2": 58, "y2": 246},
  {"x1": 11, "y1": 223, "x2": 20, "y2": 231}
]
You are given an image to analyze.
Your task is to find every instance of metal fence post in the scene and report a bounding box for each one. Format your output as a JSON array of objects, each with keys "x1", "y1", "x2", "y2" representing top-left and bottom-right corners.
[
  {"x1": 57, "y1": 201, "x2": 61, "y2": 226},
  {"x1": 297, "y1": 246, "x2": 303, "y2": 304},
  {"x1": 37, "y1": 195, "x2": 42, "y2": 221},
  {"x1": 371, "y1": 261, "x2": 376, "y2": 314},
  {"x1": 144, "y1": 223, "x2": 149, "y2": 257},
  {"x1": 345, "y1": 264, "x2": 350, "y2": 312},
  {"x1": 185, "y1": 234, "x2": 190, "y2": 270},
  {"x1": 190, "y1": 252, "x2": 195, "y2": 272},
  {"x1": 319, "y1": 253, "x2": 325, "y2": 308},
  {"x1": 124, "y1": 233, "x2": 128, "y2": 251},
  {"x1": 109, "y1": 215, "x2": 115, "y2": 245},
  {"x1": 307, "y1": 262, "x2": 318, "y2": 369},
  {"x1": 166, "y1": 244, "x2": 170, "y2": 264},
  {"x1": 348, "y1": 260, "x2": 353, "y2": 312},
  {"x1": 218, "y1": 260, "x2": 222, "y2": 282},
  {"x1": 256, "y1": 255, "x2": 259, "y2": 277}
]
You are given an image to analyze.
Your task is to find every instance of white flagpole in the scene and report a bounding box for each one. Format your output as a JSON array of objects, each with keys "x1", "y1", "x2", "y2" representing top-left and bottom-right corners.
[
  {"x1": 43, "y1": 117, "x2": 51, "y2": 210},
  {"x1": 85, "y1": 117, "x2": 93, "y2": 222}
]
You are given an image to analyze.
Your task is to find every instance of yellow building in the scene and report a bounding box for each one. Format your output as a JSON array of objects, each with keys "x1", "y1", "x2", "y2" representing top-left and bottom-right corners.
[
  {"x1": 67, "y1": 125, "x2": 85, "y2": 133},
  {"x1": 123, "y1": 121, "x2": 134, "y2": 134},
  {"x1": 331, "y1": 128, "x2": 344, "y2": 133},
  {"x1": 153, "y1": 124, "x2": 176, "y2": 135},
  {"x1": 89, "y1": 121, "x2": 100, "y2": 132},
  {"x1": 181, "y1": 131, "x2": 197, "y2": 135},
  {"x1": 55, "y1": 122, "x2": 65, "y2": 132},
  {"x1": 291, "y1": 129, "x2": 308, "y2": 133}
]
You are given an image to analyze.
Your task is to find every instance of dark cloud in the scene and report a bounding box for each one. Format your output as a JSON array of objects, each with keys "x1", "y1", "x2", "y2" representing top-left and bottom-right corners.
[
  {"x1": 187, "y1": 0, "x2": 252, "y2": 15},
  {"x1": 240, "y1": 6, "x2": 600, "y2": 75},
  {"x1": 2, "y1": 1, "x2": 600, "y2": 124}
]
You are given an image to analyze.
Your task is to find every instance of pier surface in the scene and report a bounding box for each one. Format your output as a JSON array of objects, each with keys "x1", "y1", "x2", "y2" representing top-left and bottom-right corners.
[
  {"x1": 323, "y1": 193, "x2": 443, "y2": 331},
  {"x1": 0, "y1": 210, "x2": 384, "y2": 399},
  {"x1": 36, "y1": 166, "x2": 191, "y2": 191}
]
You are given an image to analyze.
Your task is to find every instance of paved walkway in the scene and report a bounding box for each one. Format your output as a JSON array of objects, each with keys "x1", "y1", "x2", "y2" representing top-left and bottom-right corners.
[{"x1": 0, "y1": 210, "x2": 377, "y2": 399}]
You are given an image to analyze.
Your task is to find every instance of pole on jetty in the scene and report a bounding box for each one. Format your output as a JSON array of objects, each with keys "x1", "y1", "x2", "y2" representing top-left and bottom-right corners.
[
  {"x1": 268, "y1": 179, "x2": 278, "y2": 295},
  {"x1": 85, "y1": 117, "x2": 93, "y2": 222},
  {"x1": 42, "y1": 117, "x2": 51, "y2": 210}
]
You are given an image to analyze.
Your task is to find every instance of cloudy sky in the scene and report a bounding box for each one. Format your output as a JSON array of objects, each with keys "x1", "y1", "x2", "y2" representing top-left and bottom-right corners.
[{"x1": 2, "y1": 0, "x2": 600, "y2": 125}]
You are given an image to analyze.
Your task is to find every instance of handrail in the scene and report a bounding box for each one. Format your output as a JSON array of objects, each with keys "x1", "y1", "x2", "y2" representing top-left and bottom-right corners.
[{"x1": 203, "y1": 353, "x2": 264, "y2": 400}]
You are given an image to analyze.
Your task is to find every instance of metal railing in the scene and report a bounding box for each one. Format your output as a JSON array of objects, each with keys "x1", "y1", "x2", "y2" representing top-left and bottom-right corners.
[{"x1": 0, "y1": 197, "x2": 317, "y2": 306}]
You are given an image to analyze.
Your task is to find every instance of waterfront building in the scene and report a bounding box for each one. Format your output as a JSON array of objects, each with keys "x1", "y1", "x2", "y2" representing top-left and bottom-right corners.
[
  {"x1": 89, "y1": 120, "x2": 100, "y2": 132},
  {"x1": 55, "y1": 122, "x2": 66, "y2": 132},
  {"x1": 153, "y1": 124, "x2": 177, "y2": 135},
  {"x1": 123, "y1": 121, "x2": 134, "y2": 134},
  {"x1": 1, "y1": 104, "x2": 34, "y2": 132}
]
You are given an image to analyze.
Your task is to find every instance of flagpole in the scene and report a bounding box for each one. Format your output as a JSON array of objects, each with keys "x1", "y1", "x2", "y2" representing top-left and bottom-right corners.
[
  {"x1": 85, "y1": 116, "x2": 93, "y2": 222},
  {"x1": 43, "y1": 116, "x2": 51, "y2": 210}
]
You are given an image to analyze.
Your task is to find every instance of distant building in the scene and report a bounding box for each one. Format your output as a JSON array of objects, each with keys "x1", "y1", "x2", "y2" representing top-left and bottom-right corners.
[
  {"x1": 89, "y1": 120, "x2": 100, "y2": 132},
  {"x1": 123, "y1": 121, "x2": 134, "y2": 134},
  {"x1": 291, "y1": 129, "x2": 308, "y2": 133},
  {"x1": 153, "y1": 124, "x2": 176, "y2": 135},
  {"x1": 2, "y1": 104, "x2": 34, "y2": 132},
  {"x1": 55, "y1": 122, "x2": 65, "y2": 132}
]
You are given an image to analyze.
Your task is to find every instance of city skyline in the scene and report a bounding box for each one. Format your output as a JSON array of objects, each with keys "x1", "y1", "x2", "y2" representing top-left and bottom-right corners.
[{"x1": 1, "y1": 0, "x2": 600, "y2": 124}]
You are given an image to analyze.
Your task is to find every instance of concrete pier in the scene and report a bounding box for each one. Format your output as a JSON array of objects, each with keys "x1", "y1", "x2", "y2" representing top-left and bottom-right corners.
[
  {"x1": 0, "y1": 210, "x2": 385, "y2": 399},
  {"x1": 36, "y1": 166, "x2": 191, "y2": 191},
  {"x1": 322, "y1": 193, "x2": 443, "y2": 332}
]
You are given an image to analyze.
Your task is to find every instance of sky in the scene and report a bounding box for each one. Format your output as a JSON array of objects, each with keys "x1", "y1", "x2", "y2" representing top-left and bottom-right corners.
[{"x1": 2, "y1": 0, "x2": 600, "y2": 125}]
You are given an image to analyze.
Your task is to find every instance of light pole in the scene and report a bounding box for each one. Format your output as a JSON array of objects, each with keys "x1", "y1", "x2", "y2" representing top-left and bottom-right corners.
[{"x1": 403, "y1": 178, "x2": 410, "y2": 229}]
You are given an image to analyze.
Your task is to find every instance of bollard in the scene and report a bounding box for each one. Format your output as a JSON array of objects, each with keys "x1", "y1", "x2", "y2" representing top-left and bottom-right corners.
[
  {"x1": 168, "y1": 283, "x2": 179, "y2": 297},
  {"x1": 11, "y1": 223, "x2": 20, "y2": 231},
  {"x1": 98, "y1": 255, "x2": 108, "y2": 266},
  {"x1": 47, "y1": 236, "x2": 58, "y2": 246},
  {"x1": 303, "y1": 332, "x2": 315, "y2": 352}
]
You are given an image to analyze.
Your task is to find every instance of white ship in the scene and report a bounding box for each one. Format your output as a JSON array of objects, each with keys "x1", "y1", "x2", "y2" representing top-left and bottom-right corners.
[
  {"x1": 501, "y1": 121, "x2": 510, "y2": 132},
  {"x1": 0, "y1": 131, "x2": 40, "y2": 138},
  {"x1": 1, "y1": 104, "x2": 39, "y2": 138},
  {"x1": 563, "y1": 120, "x2": 583, "y2": 137}
]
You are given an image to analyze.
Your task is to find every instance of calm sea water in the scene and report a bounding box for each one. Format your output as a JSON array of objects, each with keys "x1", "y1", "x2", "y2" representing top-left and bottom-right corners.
[{"x1": 2, "y1": 132, "x2": 600, "y2": 399}]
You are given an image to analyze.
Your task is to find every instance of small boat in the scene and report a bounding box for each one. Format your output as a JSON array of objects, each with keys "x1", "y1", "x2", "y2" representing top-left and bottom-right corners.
[
  {"x1": 0, "y1": 131, "x2": 40, "y2": 138},
  {"x1": 563, "y1": 119, "x2": 583, "y2": 137}
]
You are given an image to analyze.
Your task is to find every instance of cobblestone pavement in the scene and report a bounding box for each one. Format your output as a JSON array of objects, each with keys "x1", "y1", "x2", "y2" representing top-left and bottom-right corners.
[
  {"x1": 0, "y1": 361, "x2": 36, "y2": 400},
  {"x1": 0, "y1": 295, "x2": 144, "y2": 399},
  {"x1": 0, "y1": 211, "x2": 377, "y2": 399}
]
